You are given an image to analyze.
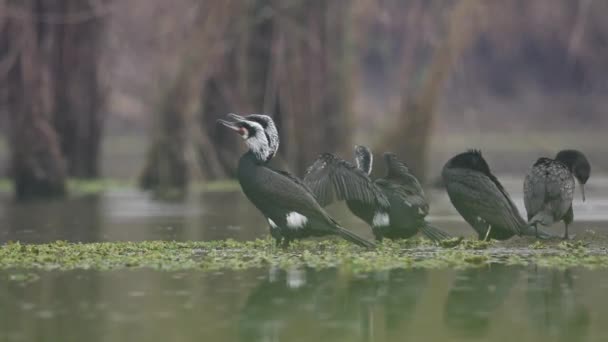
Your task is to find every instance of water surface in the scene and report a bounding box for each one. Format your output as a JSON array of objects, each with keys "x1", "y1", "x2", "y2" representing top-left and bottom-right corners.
[{"x1": 0, "y1": 176, "x2": 607, "y2": 342}]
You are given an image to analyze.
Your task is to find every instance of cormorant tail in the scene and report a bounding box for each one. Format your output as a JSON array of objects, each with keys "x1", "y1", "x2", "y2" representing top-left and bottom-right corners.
[
  {"x1": 420, "y1": 223, "x2": 452, "y2": 241},
  {"x1": 333, "y1": 225, "x2": 376, "y2": 249}
]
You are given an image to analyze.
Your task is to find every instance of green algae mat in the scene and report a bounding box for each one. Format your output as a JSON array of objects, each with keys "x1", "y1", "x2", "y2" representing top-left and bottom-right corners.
[{"x1": 2, "y1": 238, "x2": 608, "y2": 272}]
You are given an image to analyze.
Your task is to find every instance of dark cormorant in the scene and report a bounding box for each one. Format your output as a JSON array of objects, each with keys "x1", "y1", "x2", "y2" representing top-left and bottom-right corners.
[
  {"x1": 303, "y1": 145, "x2": 451, "y2": 241},
  {"x1": 217, "y1": 113, "x2": 375, "y2": 248},
  {"x1": 524, "y1": 149, "x2": 590, "y2": 239},
  {"x1": 442, "y1": 150, "x2": 550, "y2": 240}
]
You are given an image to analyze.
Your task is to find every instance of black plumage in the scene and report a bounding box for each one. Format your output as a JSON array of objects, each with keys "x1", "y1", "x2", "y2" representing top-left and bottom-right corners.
[
  {"x1": 524, "y1": 150, "x2": 591, "y2": 239},
  {"x1": 303, "y1": 145, "x2": 451, "y2": 241},
  {"x1": 442, "y1": 150, "x2": 547, "y2": 240},
  {"x1": 218, "y1": 113, "x2": 374, "y2": 248}
]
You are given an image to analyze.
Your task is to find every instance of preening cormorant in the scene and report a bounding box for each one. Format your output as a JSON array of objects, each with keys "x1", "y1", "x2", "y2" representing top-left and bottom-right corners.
[
  {"x1": 217, "y1": 113, "x2": 375, "y2": 248},
  {"x1": 442, "y1": 150, "x2": 551, "y2": 240},
  {"x1": 524, "y1": 149, "x2": 590, "y2": 239},
  {"x1": 302, "y1": 145, "x2": 451, "y2": 241}
]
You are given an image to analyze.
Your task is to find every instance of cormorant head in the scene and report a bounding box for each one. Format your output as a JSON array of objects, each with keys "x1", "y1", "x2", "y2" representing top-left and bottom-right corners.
[
  {"x1": 383, "y1": 152, "x2": 410, "y2": 177},
  {"x1": 354, "y1": 145, "x2": 373, "y2": 175},
  {"x1": 444, "y1": 150, "x2": 493, "y2": 178},
  {"x1": 555, "y1": 149, "x2": 590, "y2": 201},
  {"x1": 217, "y1": 113, "x2": 275, "y2": 162},
  {"x1": 240, "y1": 114, "x2": 280, "y2": 159}
]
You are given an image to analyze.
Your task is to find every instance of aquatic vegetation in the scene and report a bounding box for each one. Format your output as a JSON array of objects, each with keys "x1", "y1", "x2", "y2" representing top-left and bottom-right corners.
[{"x1": 1, "y1": 238, "x2": 607, "y2": 273}]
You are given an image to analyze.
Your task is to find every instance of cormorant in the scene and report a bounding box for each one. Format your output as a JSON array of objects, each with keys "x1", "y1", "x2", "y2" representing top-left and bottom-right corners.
[
  {"x1": 442, "y1": 150, "x2": 551, "y2": 240},
  {"x1": 217, "y1": 113, "x2": 375, "y2": 248},
  {"x1": 303, "y1": 145, "x2": 451, "y2": 241},
  {"x1": 524, "y1": 149, "x2": 590, "y2": 239}
]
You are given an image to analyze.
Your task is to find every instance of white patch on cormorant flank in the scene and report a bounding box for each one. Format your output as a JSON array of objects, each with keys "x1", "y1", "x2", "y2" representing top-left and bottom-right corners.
[
  {"x1": 267, "y1": 218, "x2": 278, "y2": 229},
  {"x1": 286, "y1": 212, "x2": 308, "y2": 229},
  {"x1": 373, "y1": 211, "x2": 390, "y2": 227}
]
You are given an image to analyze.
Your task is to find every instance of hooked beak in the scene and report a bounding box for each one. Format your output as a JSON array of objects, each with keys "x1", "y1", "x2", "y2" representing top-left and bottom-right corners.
[
  {"x1": 217, "y1": 113, "x2": 247, "y2": 132},
  {"x1": 216, "y1": 118, "x2": 240, "y2": 132},
  {"x1": 227, "y1": 113, "x2": 246, "y2": 122}
]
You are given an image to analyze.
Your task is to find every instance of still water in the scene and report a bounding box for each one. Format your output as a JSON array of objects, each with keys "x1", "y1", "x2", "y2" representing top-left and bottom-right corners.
[{"x1": 0, "y1": 177, "x2": 607, "y2": 342}]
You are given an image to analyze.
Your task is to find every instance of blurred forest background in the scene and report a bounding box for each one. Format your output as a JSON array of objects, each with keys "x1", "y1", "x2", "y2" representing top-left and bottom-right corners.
[{"x1": 1, "y1": 0, "x2": 608, "y2": 200}]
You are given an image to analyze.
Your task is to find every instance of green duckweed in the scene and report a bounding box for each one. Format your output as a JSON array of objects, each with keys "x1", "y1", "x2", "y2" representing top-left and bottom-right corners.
[{"x1": 1, "y1": 238, "x2": 607, "y2": 272}]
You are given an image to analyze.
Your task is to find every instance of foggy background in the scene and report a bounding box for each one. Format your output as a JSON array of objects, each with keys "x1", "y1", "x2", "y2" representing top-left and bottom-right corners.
[{"x1": 1, "y1": 0, "x2": 607, "y2": 200}]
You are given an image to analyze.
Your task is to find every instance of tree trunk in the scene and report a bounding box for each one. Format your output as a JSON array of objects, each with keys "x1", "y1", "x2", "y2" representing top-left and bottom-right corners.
[
  {"x1": 200, "y1": 0, "x2": 354, "y2": 178},
  {"x1": 274, "y1": 0, "x2": 354, "y2": 174},
  {"x1": 51, "y1": 0, "x2": 105, "y2": 178},
  {"x1": 382, "y1": 0, "x2": 480, "y2": 180},
  {"x1": 4, "y1": 0, "x2": 67, "y2": 200},
  {"x1": 138, "y1": 71, "x2": 192, "y2": 199}
]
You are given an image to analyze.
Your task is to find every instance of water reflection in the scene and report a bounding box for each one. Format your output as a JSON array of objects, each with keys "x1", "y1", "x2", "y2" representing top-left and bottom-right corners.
[
  {"x1": 238, "y1": 268, "x2": 428, "y2": 342},
  {"x1": 382, "y1": 269, "x2": 427, "y2": 330},
  {"x1": 0, "y1": 267, "x2": 606, "y2": 341},
  {"x1": 526, "y1": 268, "x2": 590, "y2": 341},
  {"x1": 239, "y1": 268, "x2": 341, "y2": 342},
  {"x1": 2, "y1": 195, "x2": 102, "y2": 243},
  {"x1": 444, "y1": 265, "x2": 521, "y2": 338},
  {"x1": 0, "y1": 270, "x2": 103, "y2": 342}
]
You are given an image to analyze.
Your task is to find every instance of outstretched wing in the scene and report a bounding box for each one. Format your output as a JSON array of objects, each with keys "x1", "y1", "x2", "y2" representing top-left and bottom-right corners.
[
  {"x1": 375, "y1": 179, "x2": 429, "y2": 218},
  {"x1": 303, "y1": 153, "x2": 389, "y2": 208}
]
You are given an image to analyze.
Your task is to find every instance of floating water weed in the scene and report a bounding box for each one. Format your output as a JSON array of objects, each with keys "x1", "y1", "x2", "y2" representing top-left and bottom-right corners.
[{"x1": 1, "y1": 238, "x2": 607, "y2": 272}]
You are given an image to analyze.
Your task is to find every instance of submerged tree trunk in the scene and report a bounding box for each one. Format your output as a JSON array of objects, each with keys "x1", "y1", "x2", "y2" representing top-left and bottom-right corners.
[
  {"x1": 4, "y1": 0, "x2": 67, "y2": 200},
  {"x1": 381, "y1": 0, "x2": 480, "y2": 180},
  {"x1": 51, "y1": 1, "x2": 106, "y2": 178},
  {"x1": 273, "y1": 0, "x2": 354, "y2": 174},
  {"x1": 2, "y1": 0, "x2": 107, "y2": 199},
  {"x1": 139, "y1": 71, "x2": 192, "y2": 198}
]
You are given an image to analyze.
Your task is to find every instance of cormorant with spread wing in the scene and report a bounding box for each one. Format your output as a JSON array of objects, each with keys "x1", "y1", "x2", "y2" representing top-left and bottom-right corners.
[{"x1": 302, "y1": 145, "x2": 450, "y2": 241}]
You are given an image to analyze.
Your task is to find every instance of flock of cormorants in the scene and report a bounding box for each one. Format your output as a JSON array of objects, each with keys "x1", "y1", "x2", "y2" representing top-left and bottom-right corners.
[{"x1": 217, "y1": 113, "x2": 591, "y2": 248}]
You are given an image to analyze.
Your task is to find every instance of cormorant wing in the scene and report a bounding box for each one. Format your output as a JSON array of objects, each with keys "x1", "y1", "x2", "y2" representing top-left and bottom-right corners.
[
  {"x1": 270, "y1": 167, "x2": 317, "y2": 199},
  {"x1": 374, "y1": 179, "x2": 429, "y2": 217},
  {"x1": 243, "y1": 165, "x2": 342, "y2": 232},
  {"x1": 303, "y1": 153, "x2": 389, "y2": 208},
  {"x1": 443, "y1": 168, "x2": 525, "y2": 235}
]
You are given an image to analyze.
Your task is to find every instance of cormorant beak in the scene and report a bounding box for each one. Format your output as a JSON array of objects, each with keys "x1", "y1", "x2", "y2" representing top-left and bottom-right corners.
[
  {"x1": 580, "y1": 183, "x2": 586, "y2": 202},
  {"x1": 216, "y1": 118, "x2": 240, "y2": 132},
  {"x1": 227, "y1": 113, "x2": 247, "y2": 122}
]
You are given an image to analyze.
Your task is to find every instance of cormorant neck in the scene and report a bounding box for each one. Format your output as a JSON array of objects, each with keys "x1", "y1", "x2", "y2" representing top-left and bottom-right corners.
[
  {"x1": 244, "y1": 150, "x2": 271, "y2": 165},
  {"x1": 354, "y1": 147, "x2": 373, "y2": 175}
]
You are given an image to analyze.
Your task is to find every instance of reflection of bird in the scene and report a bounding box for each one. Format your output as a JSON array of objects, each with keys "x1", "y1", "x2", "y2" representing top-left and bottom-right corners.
[
  {"x1": 239, "y1": 268, "x2": 429, "y2": 342},
  {"x1": 302, "y1": 145, "x2": 450, "y2": 241},
  {"x1": 382, "y1": 269, "x2": 427, "y2": 330},
  {"x1": 526, "y1": 268, "x2": 590, "y2": 341},
  {"x1": 444, "y1": 264, "x2": 521, "y2": 338},
  {"x1": 238, "y1": 268, "x2": 336, "y2": 342},
  {"x1": 442, "y1": 150, "x2": 551, "y2": 240},
  {"x1": 218, "y1": 114, "x2": 374, "y2": 248},
  {"x1": 524, "y1": 150, "x2": 591, "y2": 239}
]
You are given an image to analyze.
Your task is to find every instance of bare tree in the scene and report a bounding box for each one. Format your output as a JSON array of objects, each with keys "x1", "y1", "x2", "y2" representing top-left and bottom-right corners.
[
  {"x1": 3, "y1": 0, "x2": 67, "y2": 200},
  {"x1": 50, "y1": 0, "x2": 106, "y2": 178},
  {"x1": 377, "y1": 0, "x2": 481, "y2": 179}
]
